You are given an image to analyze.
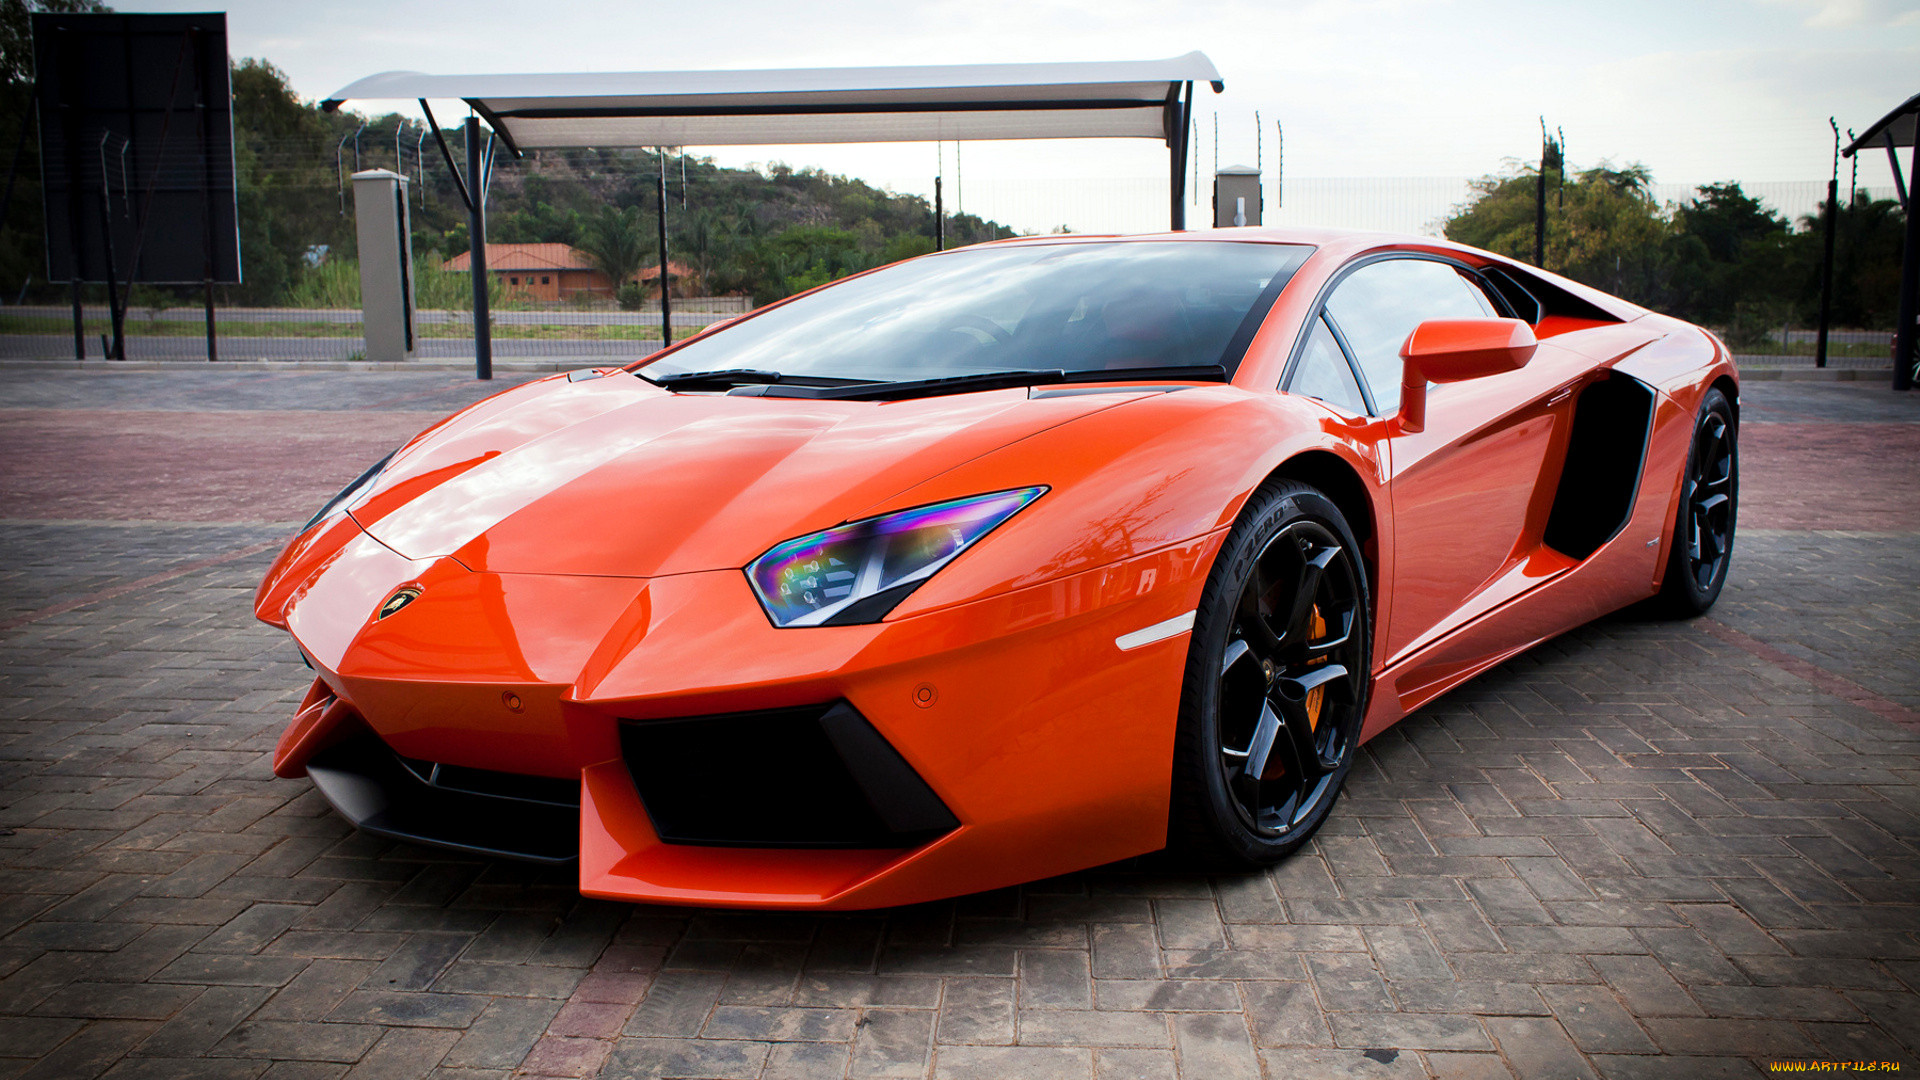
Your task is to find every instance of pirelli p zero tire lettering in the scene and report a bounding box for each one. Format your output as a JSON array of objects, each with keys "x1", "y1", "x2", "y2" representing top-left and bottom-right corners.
[
  {"x1": 1658, "y1": 387, "x2": 1738, "y2": 618},
  {"x1": 1170, "y1": 479, "x2": 1372, "y2": 869}
]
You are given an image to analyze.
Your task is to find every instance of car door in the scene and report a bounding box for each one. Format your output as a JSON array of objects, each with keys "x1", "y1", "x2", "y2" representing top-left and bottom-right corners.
[{"x1": 1318, "y1": 256, "x2": 1565, "y2": 665}]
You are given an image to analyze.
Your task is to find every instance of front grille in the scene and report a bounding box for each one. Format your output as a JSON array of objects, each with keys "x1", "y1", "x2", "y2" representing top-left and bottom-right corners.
[
  {"x1": 306, "y1": 733, "x2": 578, "y2": 864},
  {"x1": 621, "y1": 701, "x2": 958, "y2": 849},
  {"x1": 398, "y1": 756, "x2": 579, "y2": 808}
]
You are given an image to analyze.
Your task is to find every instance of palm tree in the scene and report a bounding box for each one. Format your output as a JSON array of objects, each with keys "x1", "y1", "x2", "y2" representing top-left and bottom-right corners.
[{"x1": 576, "y1": 205, "x2": 652, "y2": 297}]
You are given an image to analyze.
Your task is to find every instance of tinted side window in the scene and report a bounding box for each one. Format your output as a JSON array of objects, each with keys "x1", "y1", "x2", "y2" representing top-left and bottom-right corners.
[
  {"x1": 1323, "y1": 259, "x2": 1496, "y2": 414},
  {"x1": 1287, "y1": 315, "x2": 1367, "y2": 415}
]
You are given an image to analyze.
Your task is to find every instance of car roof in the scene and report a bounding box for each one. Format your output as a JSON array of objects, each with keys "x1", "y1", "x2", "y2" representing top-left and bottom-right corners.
[{"x1": 967, "y1": 227, "x2": 1648, "y2": 324}]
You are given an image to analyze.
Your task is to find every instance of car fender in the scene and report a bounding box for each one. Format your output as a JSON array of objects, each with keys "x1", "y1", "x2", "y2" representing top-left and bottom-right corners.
[{"x1": 880, "y1": 385, "x2": 1390, "y2": 624}]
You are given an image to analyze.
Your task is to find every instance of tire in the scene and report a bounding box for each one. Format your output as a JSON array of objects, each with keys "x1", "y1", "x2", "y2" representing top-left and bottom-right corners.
[
  {"x1": 1656, "y1": 387, "x2": 1738, "y2": 617},
  {"x1": 1169, "y1": 480, "x2": 1372, "y2": 869}
]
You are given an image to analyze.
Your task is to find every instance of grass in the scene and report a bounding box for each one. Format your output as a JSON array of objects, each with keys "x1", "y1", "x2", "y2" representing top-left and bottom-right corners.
[{"x1": 1753, "y1": 340, "x2": 1891, "y2": 358}]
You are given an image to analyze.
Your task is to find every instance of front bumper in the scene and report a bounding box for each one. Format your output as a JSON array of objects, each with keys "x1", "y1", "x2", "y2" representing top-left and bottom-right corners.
[{"x1": 265, "y1": 518, "x2": 1222, "y2": 909}]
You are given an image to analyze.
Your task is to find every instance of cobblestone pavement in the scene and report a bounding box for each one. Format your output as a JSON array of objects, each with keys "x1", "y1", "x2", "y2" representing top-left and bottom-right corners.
[{"x1": 1, "y1": 371, "x2": 1916, "y2": 1079}]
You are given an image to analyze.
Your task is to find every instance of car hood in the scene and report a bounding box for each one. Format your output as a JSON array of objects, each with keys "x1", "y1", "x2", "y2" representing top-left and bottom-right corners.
[{"x1": 351, "y1": 373, "x2": 1153, "y2": 577}]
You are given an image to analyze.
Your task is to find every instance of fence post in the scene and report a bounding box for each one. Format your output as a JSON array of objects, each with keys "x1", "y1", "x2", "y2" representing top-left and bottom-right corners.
[{"x1": 1816, "y1": 178, "x2": 1837, "y2": 369}]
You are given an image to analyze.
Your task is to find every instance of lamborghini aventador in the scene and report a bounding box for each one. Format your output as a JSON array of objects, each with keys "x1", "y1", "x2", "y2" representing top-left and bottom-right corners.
[{"x1": 255, "y1": 228, "x2": 1738, "y2": 908}]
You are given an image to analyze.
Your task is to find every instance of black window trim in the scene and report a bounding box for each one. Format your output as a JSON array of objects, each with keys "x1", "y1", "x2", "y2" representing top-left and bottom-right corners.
[
  {"x1": 1279, "y1": 251, "x2": 1514, "y2": 417},
  {"x1": 1304, "y1": 311, "x2": 1376, "y2": 417}
]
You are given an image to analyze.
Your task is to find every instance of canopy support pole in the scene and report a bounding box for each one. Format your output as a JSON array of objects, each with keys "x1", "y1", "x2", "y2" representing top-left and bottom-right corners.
[
  {"x1": 421, "y1": 100, "x2": 493, "y2": 380},
  {"x1": 1894, "y1": 139, "x2": 1918, "y2": 392},
  {"x1": 656, "y1": 148, "x2": 672, "y2": 348},
  {"x1": 466, "y1": 115, "x2": 492, "y2": 381},
  {"x1": 1167, "y1": 81, "x2": 1193, "y2": 230}
]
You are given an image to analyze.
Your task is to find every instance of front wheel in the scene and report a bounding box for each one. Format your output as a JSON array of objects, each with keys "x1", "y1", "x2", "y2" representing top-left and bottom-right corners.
[
  {"x1": 1169, "y1": 480, "x2": 1372, "y2": 868},
  {"x1": 1656, "y1": 387, "x2": 1738, "y2": 617}
]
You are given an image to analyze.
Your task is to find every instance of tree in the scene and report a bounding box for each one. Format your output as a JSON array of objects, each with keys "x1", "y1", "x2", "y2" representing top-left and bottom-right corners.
[
  {"x1": 1, "y1": 0, "x2": 109, "y2": 85},
  {"x1": 1551, "y1": 164, "x2": 1673, "y2": 305},
  {"x1": 1441, "y1": 165, "x2": 1546, "y2": 265},
  {"x1": 575, "y1": 204, "x2": 652, "y2": 295},
  {"x1": 223, "y1": 58, "x2": 359, "y2": 305},
  {"x1": 1445, "y1": 161, "x2": 1674, "y2": 304},
  {"x1": 1814, "y1": 192, "x2": 1907, "y2": 329},
  {"x1": 1667, "y1": 182, "x2": 1799, "y2": 329}
]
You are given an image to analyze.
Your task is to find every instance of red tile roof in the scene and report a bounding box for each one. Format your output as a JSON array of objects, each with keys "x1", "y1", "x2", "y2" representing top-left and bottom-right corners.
[
  {"x1": 442, "y1": 243, "x2": 593, "y2": 272},
  {"x1": 637, "y1": 260, "x2": 695, "y2": 281},
  {"x1": 443, "y1": 244, "x2": 692, "y2": 280}
]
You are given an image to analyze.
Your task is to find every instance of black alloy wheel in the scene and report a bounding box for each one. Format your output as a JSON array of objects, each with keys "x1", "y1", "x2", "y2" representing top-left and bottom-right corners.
[
  {"x1": 1658, "y1": 387, "x2": 1738, "y2": 616},
  {"x1": 1171, "y1": 480, "x2": 1371, "y2": 867}
]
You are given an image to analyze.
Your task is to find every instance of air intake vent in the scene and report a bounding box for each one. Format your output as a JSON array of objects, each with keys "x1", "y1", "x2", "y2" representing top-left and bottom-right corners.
[
  {"x1": 621, "y1": 701, "x2": 958, "y2": 849},
  {"x1": 306, "y1": 733, "x2": 578, "y2": 864},
  {"x1": 1544, "y1": 372, "x2": 1656, "y2": 560}
]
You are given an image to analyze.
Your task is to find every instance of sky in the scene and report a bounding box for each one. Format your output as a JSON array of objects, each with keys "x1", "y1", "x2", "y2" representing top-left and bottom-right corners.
[{"x1": 114, "y1": 0, "x2": 1920, "y2": 233}]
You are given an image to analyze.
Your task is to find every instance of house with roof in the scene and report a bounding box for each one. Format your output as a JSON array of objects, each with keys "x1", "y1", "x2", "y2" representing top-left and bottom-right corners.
[{"x1": 443, "y1": 243, "x2": 693, "y2": 302}]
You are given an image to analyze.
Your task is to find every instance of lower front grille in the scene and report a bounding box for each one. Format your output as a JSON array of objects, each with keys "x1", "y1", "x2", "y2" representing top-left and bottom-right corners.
[
  {"x1": 621, "y1": 701, "x2": 958, "y2": 849},
  {"x1": 307, "y1": 733, "x2": 579, "y2": 864}
]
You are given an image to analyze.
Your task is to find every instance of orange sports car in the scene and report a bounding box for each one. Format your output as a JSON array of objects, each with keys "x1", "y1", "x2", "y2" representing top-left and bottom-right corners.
[{"x1": 255, "y1": 228, "x2": 1738, "y2": 909}]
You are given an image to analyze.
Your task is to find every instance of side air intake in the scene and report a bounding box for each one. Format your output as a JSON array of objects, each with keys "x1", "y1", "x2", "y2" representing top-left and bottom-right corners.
[{"x1": 1543, "y1": 371, "x2": 1656, "y2": 560}]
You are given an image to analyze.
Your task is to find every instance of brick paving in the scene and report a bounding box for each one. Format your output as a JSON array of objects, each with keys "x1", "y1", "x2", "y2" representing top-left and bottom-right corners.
[{"x1": 0, "y1": 370, "x2": 1916, "y2": 1079}]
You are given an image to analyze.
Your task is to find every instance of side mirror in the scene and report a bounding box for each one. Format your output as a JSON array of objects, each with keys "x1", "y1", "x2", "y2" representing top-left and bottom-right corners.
[{"x1": 1396, "y1": 317, "x2": 1537, "y2": 433}]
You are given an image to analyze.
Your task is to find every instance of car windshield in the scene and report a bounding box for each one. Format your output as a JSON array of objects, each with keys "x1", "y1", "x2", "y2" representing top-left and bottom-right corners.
[{"x1": 641, "y1": 240, "x2": 1313, "y2": 384}]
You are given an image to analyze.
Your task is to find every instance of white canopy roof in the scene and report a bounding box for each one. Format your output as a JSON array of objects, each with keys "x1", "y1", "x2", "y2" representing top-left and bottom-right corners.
[
  {"x1": 322, "y1": 53, "x2": 1222, "y2": 152},
  {"x1": 1844, "y1": 91, "x2": 1920, "y2": 156}
]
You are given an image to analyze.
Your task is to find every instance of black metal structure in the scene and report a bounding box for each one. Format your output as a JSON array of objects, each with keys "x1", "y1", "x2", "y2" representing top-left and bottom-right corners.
[
  {"x1": 31, "y1": 12, "x2": 239, "y2": 362},
  {"x1": 656, "y1": 148, "x2": 672, "y2": 348},
  {"x1": 418, "y1": 101, "x2": 494, "y2": 379},
  {"x1": 1842, "y1": 92, "x2": 1920, "y2": 391},
  {"x1": 1816, "y1": 119, "x2": 1840, "y2": 370},
  {"x1": 322, "y1": 56, "x2": 1222, "y2": 379}
]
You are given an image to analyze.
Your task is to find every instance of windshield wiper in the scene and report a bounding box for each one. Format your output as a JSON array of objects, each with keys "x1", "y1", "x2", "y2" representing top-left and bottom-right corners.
[
  {"x1": 647, "y1": 368, "x2": 884, "y2": 392},
  {"x1": 742, "y1": 369, "x2": 1062, "y2": 401},
  {"x1": 746, "y1": 365, "x2": 1229, "y2": 402},
  {"x1": 645, "y1": 368, "x2": 787, "y2": 389}
]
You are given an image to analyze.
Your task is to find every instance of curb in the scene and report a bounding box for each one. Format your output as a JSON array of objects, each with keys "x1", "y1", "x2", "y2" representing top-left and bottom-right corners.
[
  {"x1": 0, "y1": 358, "x2": 591, "y2": 373},
  {"x1": 1737, "y1": 367, "x2": 1895, "y2": 382}
]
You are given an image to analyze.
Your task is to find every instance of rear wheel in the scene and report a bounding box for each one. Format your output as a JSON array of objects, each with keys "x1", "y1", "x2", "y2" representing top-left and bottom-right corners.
[
  {"x1": 1169, "y1": 481, "x2": 1371, "y2": 868},
  {"x1": 1657, "y1": 387, "x2": 1737, "y2": 617}
]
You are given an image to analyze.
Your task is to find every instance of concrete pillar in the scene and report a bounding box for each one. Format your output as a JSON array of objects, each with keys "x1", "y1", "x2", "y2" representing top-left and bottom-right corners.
[{"x1": 352, "y1": 169, "x2": 415, "y2": 362}]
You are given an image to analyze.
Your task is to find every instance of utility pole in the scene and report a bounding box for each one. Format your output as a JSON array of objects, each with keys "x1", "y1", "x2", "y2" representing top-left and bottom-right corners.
[{"x1": 1534, "y1": 117, "x2": 1549, "y2": 268}]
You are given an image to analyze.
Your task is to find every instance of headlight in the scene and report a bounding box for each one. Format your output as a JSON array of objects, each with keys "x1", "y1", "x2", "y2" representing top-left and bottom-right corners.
[
  {"x1": 747, "y1": 487, "x2": 1046, "y2": 627},
  {"x1": 302, "y1": 450, "x2": 395, "y2": 532}
]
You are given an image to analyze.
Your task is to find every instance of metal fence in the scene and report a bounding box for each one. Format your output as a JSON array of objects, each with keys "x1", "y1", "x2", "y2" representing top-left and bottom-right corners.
[
  {"x1": 0, "y1": 299, "x2": 746, "y2": 363},
  {"x1": 0, "y1": 173, "x2": 1899, "y2": 367}
]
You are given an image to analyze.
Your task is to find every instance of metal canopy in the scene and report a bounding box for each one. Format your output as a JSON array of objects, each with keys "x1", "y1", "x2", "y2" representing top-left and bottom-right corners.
[
  {"x1": 1842, "y1": 92, "x2": 1919, "y2": 155},
  {"x1": 321, "y1": 54, "x2": 1223, "y2": 154},
  {"x1": 1839, "y1": 91, "x2": 1920, "y2": 391},
  {"x1": 322, "y1": 54, "x2": 1225, "y2": 380}
]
